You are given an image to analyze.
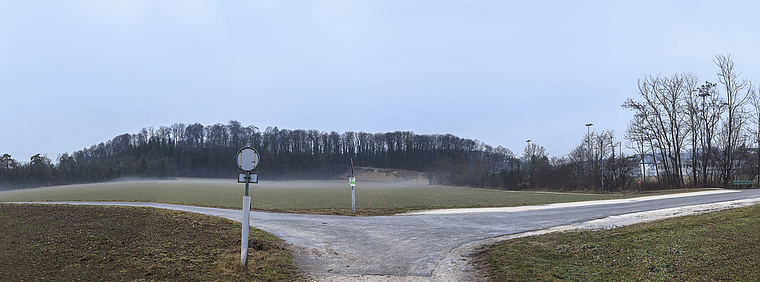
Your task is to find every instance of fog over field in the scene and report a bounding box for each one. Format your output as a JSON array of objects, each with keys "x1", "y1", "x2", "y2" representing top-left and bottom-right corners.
[{"x1": 0, "y1": 178, "x2": 634, "y2": 213}]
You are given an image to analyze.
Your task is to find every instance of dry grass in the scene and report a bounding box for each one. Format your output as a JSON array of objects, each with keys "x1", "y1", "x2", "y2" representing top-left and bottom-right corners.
[{"x1": 0, "y1": 204, "x2": 299, "y2": 281}]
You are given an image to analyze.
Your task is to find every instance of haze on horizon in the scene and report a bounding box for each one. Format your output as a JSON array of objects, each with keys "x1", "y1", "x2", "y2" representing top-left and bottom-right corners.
[{"x1": 1, "y1": 0, "x2": 759, "y2": 162}]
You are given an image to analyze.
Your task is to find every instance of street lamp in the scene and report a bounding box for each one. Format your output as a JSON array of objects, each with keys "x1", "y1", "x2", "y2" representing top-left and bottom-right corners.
[
  {"x1": 694, "y1": 81, "x2": 714, "y2": 188},
  {"x1": 585, "y1": 123, "x2": 594, "y2": 136},
  {"x1": 584, "y1": 123, "x2": 604, "y2": 193},
  {"x1": 584, "y1": 123, "x2": 594, "y2": 190},
  {"x1": 526, "y1": 139, "x2": 532, "y2": 188},
  {"x1": 585, "y1": 123, "x2": 594, "y2": 180}
]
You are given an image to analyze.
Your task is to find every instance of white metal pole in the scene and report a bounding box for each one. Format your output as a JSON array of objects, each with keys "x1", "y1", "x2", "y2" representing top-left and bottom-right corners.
[
  {"x1": 241, "y1": 195, "x2": 251, "y2": 265},
  {"x1": 236, "y1": 148, "x2": 258, "y2": 266},
  {"x1": 350, "y1": 158, "x2": 355, "y2": 214}
]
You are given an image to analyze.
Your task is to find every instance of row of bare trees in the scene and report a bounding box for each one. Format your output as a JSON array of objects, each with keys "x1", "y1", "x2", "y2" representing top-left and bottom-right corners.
[
  {"x1": 624, "y1": 55, "x2": 758, "y2": 188},
  {"x1": 564, "y1": 130, "x2": 633, "y2": 192}
]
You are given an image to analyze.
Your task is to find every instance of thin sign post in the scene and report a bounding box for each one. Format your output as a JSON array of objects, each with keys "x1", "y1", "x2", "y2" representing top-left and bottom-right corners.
[
  {"x1": 349, "y1": 177, "x2": 355, "y2": 214},
  {"x1": 235, "y1": 147, "x2": 259, "y2": 266},
  {"x1": 350, "y1": 158, "x2": 355, "y2": 214},
  {"x1": 240, "y1": 193, "x2": 250, "y2": 265}
]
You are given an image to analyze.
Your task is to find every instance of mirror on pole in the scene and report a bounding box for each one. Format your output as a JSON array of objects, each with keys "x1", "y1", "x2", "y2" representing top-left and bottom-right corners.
[
  {"x1": 235, "y1": 147, "x2": 260, "y2": 266},
  {"x1": 236, "y1": 147, "x2": 259, "y2": 172}
]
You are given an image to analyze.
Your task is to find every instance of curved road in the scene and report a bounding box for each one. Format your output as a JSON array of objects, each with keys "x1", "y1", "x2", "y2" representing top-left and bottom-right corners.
[{"x1": 17, "y1": 189, "x2": 760, "y2": 280}]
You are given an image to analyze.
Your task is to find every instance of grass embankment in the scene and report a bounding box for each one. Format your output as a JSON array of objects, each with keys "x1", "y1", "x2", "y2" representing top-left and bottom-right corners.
[
  {"x1": 480, "y1": 204, "x2": 759, "y2": 281},
  {"x1": 0, "y1": 204, "x2": 299, "y2": 281},
  {"x1": 0, "y1": 179, "x2": 710, "y2": 216}
]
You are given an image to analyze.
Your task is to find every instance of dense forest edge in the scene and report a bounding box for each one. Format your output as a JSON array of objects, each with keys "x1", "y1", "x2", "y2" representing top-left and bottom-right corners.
[
  {"x1": 2, "y1": 55, "x2": 759, "y2": 192},
  {"x1": 0, "y1": 121, "x2": 634, "y2": 192}
]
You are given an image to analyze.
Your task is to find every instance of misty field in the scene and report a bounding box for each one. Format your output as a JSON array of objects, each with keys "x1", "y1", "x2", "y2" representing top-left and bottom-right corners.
[{"x1": 1, "y1": 178, "x2": 667, "y2": 214}]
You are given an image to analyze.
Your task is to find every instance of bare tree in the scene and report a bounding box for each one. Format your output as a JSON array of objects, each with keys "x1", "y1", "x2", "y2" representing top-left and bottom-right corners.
[
  {"x1": 715, "y1": 54, "x2": 751, "y2": 187},
  {"x1": 745, "y1": 85, "x2": 760, "y2": 184},
  {"x1": 170, "y1": 123, "x2": 185, "y2": 144},
  {"x1": 522, "y1": 141, "x2": 548, "y2": 189},
  {"x1": 596, "y1": 130, "x2": 615, "y2": 192},
  {"x1": 228, "y1": 120, "x2": 243, "y2": 148},
  {"x1": 184, "y1": 123, "x2": 204, "y2": 147},
  {"x1": 156, "y1": 126, "x2": 172, "y2": 143},
  {"x1": 684, "y1": 77, "x2": 703, "y2": 186},
  {"x1": 568, "y1": 129, "x2": 615, "y2": 192},
  {"x1": 694, "y1": 81, "x2": 724, "y2": 187},
  {"x1": 623, "y1": 73, "x2": 695, "y2": 188},
  {"x1": 625, "y1": 115, "x2": 651, "y2": 191}
]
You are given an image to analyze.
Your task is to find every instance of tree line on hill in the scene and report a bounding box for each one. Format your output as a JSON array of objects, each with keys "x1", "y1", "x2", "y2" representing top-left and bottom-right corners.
[{"x1": 1, "y1": 120, "x2": 639, "y2": 192}]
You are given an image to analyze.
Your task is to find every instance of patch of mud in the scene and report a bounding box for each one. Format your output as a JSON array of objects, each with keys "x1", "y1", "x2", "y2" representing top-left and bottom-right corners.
[{"x1": 340, "y1": 167, "x2": 428, "y2": 182}]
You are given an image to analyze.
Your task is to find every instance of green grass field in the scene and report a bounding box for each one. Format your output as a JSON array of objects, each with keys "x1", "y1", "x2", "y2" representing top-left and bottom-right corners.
[
  {"x1": 0, "y1": 178, "x2": 709, "y2": 215},
  {"x1": 480, "y1": 204, "x2": 759, "y2": 281}
]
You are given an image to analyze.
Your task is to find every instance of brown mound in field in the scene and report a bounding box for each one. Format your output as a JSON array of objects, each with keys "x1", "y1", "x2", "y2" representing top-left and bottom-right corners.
[{"x1": 339, "y1": 167, "x2": 428, "y2": 182}]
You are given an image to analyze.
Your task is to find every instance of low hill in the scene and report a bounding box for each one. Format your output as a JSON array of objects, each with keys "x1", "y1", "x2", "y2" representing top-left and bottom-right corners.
[{"x1": 339, "y1": 166, "x2": 429, "y2": 183}]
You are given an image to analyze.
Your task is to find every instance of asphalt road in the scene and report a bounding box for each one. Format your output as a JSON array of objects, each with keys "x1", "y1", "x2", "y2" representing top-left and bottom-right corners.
[{"x1": 16, "y1": 189, "x2": 760, "y2": 280}]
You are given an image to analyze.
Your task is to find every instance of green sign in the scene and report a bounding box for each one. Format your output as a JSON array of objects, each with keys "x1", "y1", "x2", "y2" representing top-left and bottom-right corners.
[{"x1": 349, "y1": 177, "x2": 356, "y2": 187}]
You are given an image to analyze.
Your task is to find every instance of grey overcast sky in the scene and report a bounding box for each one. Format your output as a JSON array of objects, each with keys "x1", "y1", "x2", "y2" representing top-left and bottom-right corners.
[{"x1": 1, "y1": 1, "x2": 759, "y2": 162}]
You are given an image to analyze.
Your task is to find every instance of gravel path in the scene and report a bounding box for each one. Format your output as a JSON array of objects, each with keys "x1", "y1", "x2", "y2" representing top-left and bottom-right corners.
[{"x1": 14, "y1": 189, "x2": 760, "y2": 281}]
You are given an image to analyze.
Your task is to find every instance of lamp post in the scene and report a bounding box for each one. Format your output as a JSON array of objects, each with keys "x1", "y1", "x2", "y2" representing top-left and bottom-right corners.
[
  {"x1": 525, "y1": 139, "x2": 531, "y2": 188},
  {"x1": 585, "y1": 124, "x2": 594, "y2": 176},
  {"x1": 585, "y1": 123, "x2": 604, "y2": 193},
  {"x1": 695, "y1": 82, "x2": 712, "y2": 188},
  {"x1": 584, "y1": 123, "x2": 596, "y2": 192}
]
